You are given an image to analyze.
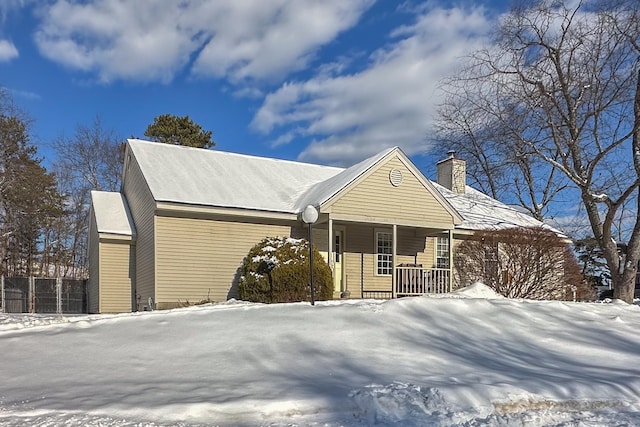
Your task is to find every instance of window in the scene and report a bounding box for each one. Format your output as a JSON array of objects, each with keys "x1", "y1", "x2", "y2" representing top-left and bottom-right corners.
[
  {"x1": 483, "y1": 241, "x2": 499, "y2": 283},
  {"x1": 377, "y1": 231, "x2": 393, "y2": 275},
  {"x1": 436, "y1": 236, "x2": 449, "y2": 269}
]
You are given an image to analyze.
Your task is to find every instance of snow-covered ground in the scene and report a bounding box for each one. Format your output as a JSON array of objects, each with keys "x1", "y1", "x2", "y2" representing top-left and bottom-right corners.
[{"x1": 1, "y1": 284, "x2": 639, "y2": 426}]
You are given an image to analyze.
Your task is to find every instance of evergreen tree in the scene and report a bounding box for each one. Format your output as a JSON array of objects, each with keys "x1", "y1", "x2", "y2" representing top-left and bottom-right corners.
[
  {"x1": 144, "y1": 114, "x2": 215, "y2": 148},
  {"x1": 0, "y1": 114, "x2": 63, "y2": 276}
]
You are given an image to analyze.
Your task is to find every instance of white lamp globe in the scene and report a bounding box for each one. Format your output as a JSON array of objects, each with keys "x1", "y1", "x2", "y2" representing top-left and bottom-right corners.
[{"x1": 302, "y1": 205, "x2": 319, "y2": 224}]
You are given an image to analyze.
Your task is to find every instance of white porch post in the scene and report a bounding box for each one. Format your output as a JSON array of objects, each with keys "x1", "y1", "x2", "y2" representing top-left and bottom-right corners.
[
  {"x1": 448, "y1": 229, "x2": 453, "y2": 292},
  {"x1": 392, "y1": 224, "x2": 397, "y2": 299},
  {"x1": 328, "y1": 217, "x2": 334, "y2": 271}
]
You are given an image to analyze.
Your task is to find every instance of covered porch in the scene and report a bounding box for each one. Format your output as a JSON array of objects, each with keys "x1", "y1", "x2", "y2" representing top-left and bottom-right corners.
[{"x1": 312, "y1": 217, "x2": 454, "y2": 300}]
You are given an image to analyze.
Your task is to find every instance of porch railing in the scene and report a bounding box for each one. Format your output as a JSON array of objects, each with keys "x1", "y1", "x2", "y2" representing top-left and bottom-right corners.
[{"x1": 395, "y1": 264, "x2": 450, "y2": 296}]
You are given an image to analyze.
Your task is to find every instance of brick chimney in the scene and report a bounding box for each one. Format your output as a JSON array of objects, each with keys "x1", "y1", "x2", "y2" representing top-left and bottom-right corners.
[{"x1": 436, "y1": 150, "x2": 466, "y2": 194}]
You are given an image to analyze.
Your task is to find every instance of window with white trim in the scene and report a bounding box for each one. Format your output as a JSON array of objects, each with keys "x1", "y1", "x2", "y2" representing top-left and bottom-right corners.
[
  {"x1": 376, "y1": 231, "x2": 393, "y2": 275},
  {"x1": 436, "y1": 236, "x2": 449, "y2": 269}
]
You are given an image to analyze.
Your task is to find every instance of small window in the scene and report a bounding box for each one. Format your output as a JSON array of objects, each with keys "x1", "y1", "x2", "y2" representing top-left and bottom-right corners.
[
  {"x1": 484, "y1": 241, "x2": 499, "y2": 282},
  {"x1": 436, "y1": 236, "x2": 449, "y2": 269},
  {"x1": 377, "y1": 231, "x2": 393, "y2": 275}
]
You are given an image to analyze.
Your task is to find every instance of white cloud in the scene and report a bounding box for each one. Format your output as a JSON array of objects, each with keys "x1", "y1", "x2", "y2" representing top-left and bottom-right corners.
[
  {"x1": 33, "y1": 0, "x2": 204, "y2": 83},
  {"x1": 0, "y1": 39, "x2": 18, "y2": 62},
  {"x1": 190, "y1": 0, "x2": 374, "y2": 83},
  {"x1": 252, "y1": 6, "x2": 495, "y2": 166},
  {"x1": 8, "y1": 88, "x2": 40, "y2": 100},
  {"x1": 31, "y1": 0, "x2": 373, "y2": 84}
]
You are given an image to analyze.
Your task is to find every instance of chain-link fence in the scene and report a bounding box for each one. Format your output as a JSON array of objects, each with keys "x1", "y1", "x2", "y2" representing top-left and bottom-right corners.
[{"x1": 1, "y1": 277, "x2": 87, "y2": 314}]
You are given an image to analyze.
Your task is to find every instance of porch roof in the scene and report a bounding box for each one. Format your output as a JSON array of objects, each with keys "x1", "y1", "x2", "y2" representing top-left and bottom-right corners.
[{"x1": 293, "y1": 147, "x2": 396, "y2": 211}]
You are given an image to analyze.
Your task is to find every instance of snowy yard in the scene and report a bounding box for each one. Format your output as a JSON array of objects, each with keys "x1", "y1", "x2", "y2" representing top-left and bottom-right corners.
[{"x1": 1, "y1": 284, "x2": 639, "y2": 426}]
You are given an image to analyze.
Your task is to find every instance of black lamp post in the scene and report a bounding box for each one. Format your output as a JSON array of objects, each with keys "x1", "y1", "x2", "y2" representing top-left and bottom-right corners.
[{"x1": 301, "y1": 205, "x2": 319, "y2": 305}]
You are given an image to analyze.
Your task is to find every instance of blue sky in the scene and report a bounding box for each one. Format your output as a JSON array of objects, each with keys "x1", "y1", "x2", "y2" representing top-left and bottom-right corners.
[{"x1": 0, "y1": 0, "x2": 507, "y2": 177}]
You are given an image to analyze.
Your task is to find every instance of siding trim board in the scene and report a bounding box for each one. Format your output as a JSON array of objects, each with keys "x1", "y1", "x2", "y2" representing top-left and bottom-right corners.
[
  {"x1": 327, "y1": 213, "x2": 454, "y2": 230},
  {"x1": 156, "y1": 201, "x2": 298, "y2": 222},
  {"x1": 98, "y1": 233, "x2": 136, "y2": 242}
]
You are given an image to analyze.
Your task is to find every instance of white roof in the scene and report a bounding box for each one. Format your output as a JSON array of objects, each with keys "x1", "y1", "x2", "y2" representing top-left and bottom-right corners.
[
  {"x1": 434, "y1": 183, "x2": 565, "y2": 236},
  {"x1": 127, "y1": 139, "x2": 343, "y2": 214},
  {"x1": 126, "y1": 139, "x2": 561, "y2": 234},
  {"x1": 91, "y1": 191, "x2": 136, "y2": 236}
]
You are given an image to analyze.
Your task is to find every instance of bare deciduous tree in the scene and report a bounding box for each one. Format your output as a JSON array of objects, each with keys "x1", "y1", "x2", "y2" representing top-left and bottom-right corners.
[
  {"x1": 54, "y1": 116, "x2": 123, "y2": 193},
  {"x1": 436, "y1": 80, "x2": 569, "y2": 221},
  {"x1": 52, "y1": 116, "x2": 123, "y2": 277},
  {"x1": 437, "y1": 0, "x2": 640, "y2": 302}
]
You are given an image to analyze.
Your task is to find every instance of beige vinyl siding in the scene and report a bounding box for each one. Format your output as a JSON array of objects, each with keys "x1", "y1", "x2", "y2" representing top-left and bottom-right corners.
[
  {"x1": 98, "y1": 242, "x2": 134, "y2": 313},
  {"x1": 421, "y1": 236, "x2": 437, "y2": 268},
  {"x1": 339, "y1": 224, "x2": 433, "y2": 298},
  {"x1": 328, "y1": 156, "x2": 454, "y2": 226},
  {"x1": 154, "y1": 216, "x2": 291, "y2": 308},
  {"x1": 122, "y1": 154, "x2": 156, "y2": 308},
  {"x1": 396, "y1": 227, "x2": 429, "y2": 265},
  {"x1": 88, "y1": 209, "x2": 100, "y2": 313},
  {"x1": 342, "y1": 224, "x2": 389, "y2": 297}
]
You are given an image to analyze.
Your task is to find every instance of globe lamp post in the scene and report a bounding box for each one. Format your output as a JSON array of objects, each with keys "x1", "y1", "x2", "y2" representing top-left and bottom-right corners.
[{"x1": 301, "y1": 205, "x2": 319, "y2": 305}]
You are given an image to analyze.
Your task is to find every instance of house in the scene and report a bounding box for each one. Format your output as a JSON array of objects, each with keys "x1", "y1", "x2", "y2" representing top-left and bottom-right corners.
[{"x1": 88, "y1": 139, "x2": 554, "y2": 313}]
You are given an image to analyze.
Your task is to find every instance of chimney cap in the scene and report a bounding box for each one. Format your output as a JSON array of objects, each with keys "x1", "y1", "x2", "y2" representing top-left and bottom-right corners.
[{"x1": 447, "y1": 150, "x2": 456, "y2": 158}]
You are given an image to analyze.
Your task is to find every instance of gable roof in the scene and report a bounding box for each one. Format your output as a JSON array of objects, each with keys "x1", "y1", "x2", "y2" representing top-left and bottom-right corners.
[
  {"x1": 91, "y1": 191, "x2": 136, "y2": 237},
  {"x1": 293, "y1": 146, "x2": 396, "y2": 211},
  {"x1": 125, "y1": 139, "x2": 560, "y2": 235},
  {"x1": 127, "y1": 139, "x2": 342, "y2": 214}
]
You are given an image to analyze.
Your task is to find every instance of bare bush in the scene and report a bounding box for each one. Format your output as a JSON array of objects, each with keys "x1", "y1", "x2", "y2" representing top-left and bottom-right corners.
[{"x1": 454, "y1": 227, "x2": 591, "y2": 300}]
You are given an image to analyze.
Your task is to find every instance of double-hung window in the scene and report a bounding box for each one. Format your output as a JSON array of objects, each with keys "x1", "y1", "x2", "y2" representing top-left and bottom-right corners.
[
  {"x1": 436, "y1": 236, "x2": 450, "y2": 269},
  {"x1": 376, "y1": 231, "x2": 393, "y2": 275}
]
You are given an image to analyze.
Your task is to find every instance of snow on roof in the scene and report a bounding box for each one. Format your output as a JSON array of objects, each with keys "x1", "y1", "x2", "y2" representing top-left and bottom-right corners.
[
  {"x1": 127, "y1": 139, "x2": 343, "y2": 214},
  {"x1": 91, "y1": 191, "x2": 135, "y2": 236},
  {"x1": 434, "y1": 182, "x2": 566, "y2": 236},
  {"x1": 126, "y1": 139, "x2": 562, "y2": 234},
  {"x1": 294, "y1": 146, "x2": 397, "y2": 211}
]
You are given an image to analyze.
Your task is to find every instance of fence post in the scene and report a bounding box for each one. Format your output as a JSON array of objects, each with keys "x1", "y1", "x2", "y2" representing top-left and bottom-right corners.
[
  {"x1": 1, "y1": 276, "x2": 4, "y2": 314},
  {"x1": 56, "y1": 277, "x2": 62, "y2": 314},
  {"x1": 29, "y1": 276, "x2": 35, "y2": 314}
]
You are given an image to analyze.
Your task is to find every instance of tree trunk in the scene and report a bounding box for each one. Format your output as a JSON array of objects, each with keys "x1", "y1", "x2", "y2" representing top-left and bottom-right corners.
[{"x1": 612, "y1": 265, "x2": 636, "y2": 302}]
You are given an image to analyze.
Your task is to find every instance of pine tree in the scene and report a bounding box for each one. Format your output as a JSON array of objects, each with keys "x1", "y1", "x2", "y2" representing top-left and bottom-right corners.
[
  {"x1": 0, "y1": 114, "x2": 63, "y2": 276},
  {"x1": 144, "y1": 114, "x2": 215, "y2": 148}
]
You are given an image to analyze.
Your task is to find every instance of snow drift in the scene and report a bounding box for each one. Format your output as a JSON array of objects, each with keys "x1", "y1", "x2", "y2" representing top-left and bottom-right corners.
[{"x1": 0, "y1": 284, "x2": 639, "y2": 426}]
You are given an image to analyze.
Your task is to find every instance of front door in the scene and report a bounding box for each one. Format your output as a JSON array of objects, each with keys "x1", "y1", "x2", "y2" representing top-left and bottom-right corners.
[{"x1": 333, "y1": 228, "x2": 345, "y2": 296}]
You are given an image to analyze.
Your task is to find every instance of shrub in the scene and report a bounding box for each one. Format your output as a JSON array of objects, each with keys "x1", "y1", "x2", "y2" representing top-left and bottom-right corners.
[
  {"x1": 454, "y1": 227, "x2": 593, "y2": 300},
  {"x1": 238, "y1": 236, "x2": 334, "y2": 303}
]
